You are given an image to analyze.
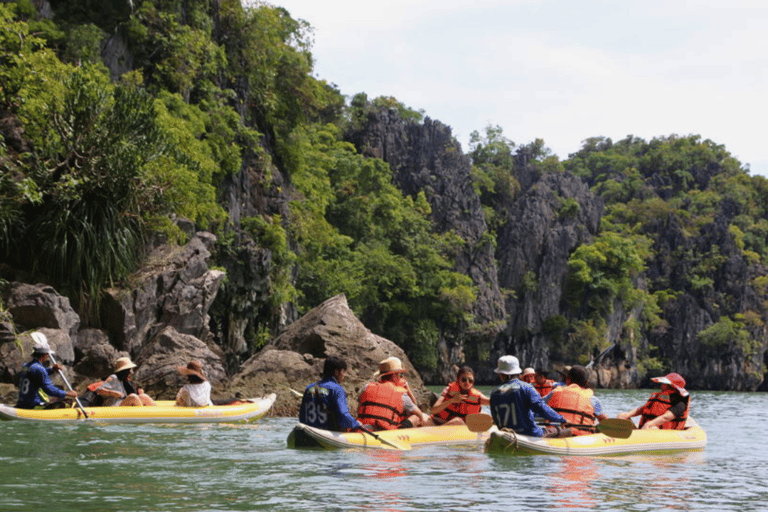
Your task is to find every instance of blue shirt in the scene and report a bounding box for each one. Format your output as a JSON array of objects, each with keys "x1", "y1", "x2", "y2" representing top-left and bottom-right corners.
[
  {"x1": 490, "y1": 378, "x2": 565, "y2": 436},
  {"x1": 299, "y1": 376, "x2": 362, "y2": 431},
  {"x1": 16, "y1": 360, "x2": 68, "y2": 409}
]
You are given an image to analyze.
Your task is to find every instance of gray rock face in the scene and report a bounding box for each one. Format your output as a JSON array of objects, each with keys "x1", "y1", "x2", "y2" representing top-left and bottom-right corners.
[
  {"x1": 496, "y1": 172, "x2": 603, "y2": 370},
  {"x1": 347, "y1": 111, "x2": 506, "y2": 381},
  {"x1": 6, "y1": 283, "x2": 80, "y2": 336},
  {"x1": 100, "y1": 233, "x2": 224, "y2": 355}
]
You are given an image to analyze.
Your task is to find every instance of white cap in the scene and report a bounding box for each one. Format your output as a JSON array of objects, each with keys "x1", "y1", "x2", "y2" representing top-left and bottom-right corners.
[{"x1": 494, "y1": 355, "x2": 522, "y2": 375}]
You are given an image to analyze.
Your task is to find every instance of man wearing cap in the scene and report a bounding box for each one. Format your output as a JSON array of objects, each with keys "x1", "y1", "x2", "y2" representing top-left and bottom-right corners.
[
  {"x1": 16, "y1": 334, "x2": 77, "y2": 409},
  {"x1": 489, "y1": 355, "x2": 566, "y2": 437},
  {"x1": 300, "y1": 356, "x2": 364, "y2": 432},
  {"x1": 617, "y1": 373, "x2": 690, "y2": 430},
  {"x1": 357, "y1": 357, "x2": 428, "y2": 430},
  {"x1": 175, "y1": 361, "x2": 214, "y2": 407}
]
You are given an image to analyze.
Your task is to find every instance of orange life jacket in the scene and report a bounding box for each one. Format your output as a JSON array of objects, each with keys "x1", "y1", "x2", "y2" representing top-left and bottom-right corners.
[
  {"x1": 639, "y1": 389, "x2": 689, "y2": 429},
  {"x1": 432, "y1": 381, "x2": 483, "y2": 422},
  {"x1": 547, "y1": 384, "x2": 596, "y2": 428},
  {"x1": 357, "y1": 381, "x2": 406, "y2": 430},
  {"x1": 534, "y1": 379, "x2": 556, "y2": 397}
]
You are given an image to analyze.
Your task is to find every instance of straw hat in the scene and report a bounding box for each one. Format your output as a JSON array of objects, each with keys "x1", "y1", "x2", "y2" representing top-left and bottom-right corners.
[
  {"x1": 522, "y1": 367, "x2": 535, "y2": 376},
  {"x1": 114, "y1": 357, "x2": 137, "y2": 373},
  {"x1": 494, "y1": 355, "x2": 522, "y2": 375},
  {"x1": 377, "y1": 357, "x2": 406, "y2": 377},
  {"x1": 652, "y1": 373, "x2": 688, "y2": 397},
  {"x1": 177, "y1": 360, "x2": 207, "y2": 381}
]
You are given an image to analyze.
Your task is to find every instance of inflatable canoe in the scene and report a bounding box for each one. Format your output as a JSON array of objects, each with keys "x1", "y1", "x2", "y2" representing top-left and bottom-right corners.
[
  {"x1": 484, "y1": 417, "x2": 707, "y2": 456},
  {"x1": 287, "y1": 422, "x2": 489, "y2": 450},
  {"x1": 0, "y1": 393, "x2": 276, "y2": 424}
]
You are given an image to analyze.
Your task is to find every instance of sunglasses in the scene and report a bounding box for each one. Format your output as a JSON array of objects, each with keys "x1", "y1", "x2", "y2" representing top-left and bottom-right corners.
[{"x1": 460, "y1": 377, "x2": 474, "y2": 383}]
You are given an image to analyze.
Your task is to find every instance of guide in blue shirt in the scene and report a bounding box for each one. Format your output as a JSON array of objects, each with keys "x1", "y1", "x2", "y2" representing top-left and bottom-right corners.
[
  {"x1": 299, "y1": 356, "x2": 363, "y2": 432},
  {"x1": 490, "y1": 355, "x2": 565, "y2": 437}
]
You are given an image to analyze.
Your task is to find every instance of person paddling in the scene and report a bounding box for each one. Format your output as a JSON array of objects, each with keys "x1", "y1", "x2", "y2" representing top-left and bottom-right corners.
[
  {"x1": 489, "y1": 355, "x2": 566, "y2": 437},
  {"x1": 426, "y1": 366, "x2": 490, "y2": 426},
  {"x1": 16, "y1": 333, "x2": 78, "y2": 409},
  {"x1": 617, "y1": 373, "x2": 690, "y2": 430},
  {"x1": 299, "y1": 356, "x2": 364, "y2": 432}
]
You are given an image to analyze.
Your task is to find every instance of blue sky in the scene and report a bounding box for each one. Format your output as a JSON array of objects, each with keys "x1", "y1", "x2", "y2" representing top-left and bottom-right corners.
[{"x1": 267, "y1": 0, "x2": 768, "y2": 177}]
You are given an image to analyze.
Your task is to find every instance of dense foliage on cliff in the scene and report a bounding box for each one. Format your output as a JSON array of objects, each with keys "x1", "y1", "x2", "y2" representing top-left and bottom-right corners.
[
  {"x1": 0, "y1": 0, "x2": 472, "y2": 370},
  {"x1": 1, "y1": 0, "x2": 766, "y2": 386}
]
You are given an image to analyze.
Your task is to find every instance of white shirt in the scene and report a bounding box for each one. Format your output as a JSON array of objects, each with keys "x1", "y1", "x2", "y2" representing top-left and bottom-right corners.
[{"x1": 176, "y1": 381, "x2": 213, "y2": 407}]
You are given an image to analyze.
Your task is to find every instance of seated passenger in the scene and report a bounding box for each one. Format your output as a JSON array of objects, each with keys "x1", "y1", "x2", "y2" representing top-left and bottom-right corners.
[
  {"x1": 357, "y1": 357, "x2": 428, "y2": 430},
  {"x1": 544, "y1": 365, "x2": 607, "y2": 436},
  {"x1": 521, "y1": 367, "x2": 536, "y2": 384},
  {"x1": 426, "y1": 366, "x2": 490, "y2": 426},
  {"x1": 617, "y1": 373, "x2": 690, "y2": 430},
  {"x1": 175, "y1": 360, "x2": 213, "y2": 407},
  {"x1": 96, "y1": 357, "x2": 156, "y2": 407},
  {"x1": 533, "y1": 368, "x2": 558, "y2": 397}
]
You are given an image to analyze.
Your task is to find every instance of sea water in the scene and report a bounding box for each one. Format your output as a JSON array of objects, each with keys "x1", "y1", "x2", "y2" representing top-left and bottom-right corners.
[{"x1": 0, "y1": 390, "x2": 765, "y2": 511}]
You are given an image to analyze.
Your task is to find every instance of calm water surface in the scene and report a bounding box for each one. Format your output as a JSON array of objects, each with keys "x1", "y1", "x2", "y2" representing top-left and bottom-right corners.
[{"x1": 1, "y1": 390, "x2": 765, "y2": 511}]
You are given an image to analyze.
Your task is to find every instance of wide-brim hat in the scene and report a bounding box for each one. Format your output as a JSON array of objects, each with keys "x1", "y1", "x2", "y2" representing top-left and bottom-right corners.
[
  {"x1": 177, "y1": 360, "x2": 207, "y2": 381},
  {"x1": 652, "y1": 373, "x2": 688, "y2": 396},
  {"x1": 494, "y1": 355, "x2": 522, "y2": 375},
  {"x1": 377, "y1": 356, "x2": 406, "y2": 377},
  {"x1": 114, "y1": 357, "x2": 137, "y2": 373}
]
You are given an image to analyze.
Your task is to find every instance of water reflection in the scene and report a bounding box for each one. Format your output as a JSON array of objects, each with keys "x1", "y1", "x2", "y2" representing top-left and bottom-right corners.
[
  {"x1": 361, "y1": 449, "x2": 407, "y2": 512},
  {"x1": 546, "y1": 456, "x2": 598, "y2": 510}
]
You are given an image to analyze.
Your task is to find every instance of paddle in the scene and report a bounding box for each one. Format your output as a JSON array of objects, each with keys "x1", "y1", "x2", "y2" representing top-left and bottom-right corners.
[
  {"x1": 32, "y1": 333, "x2": 89, "y2": 419},
  {"x1": 593, "y1": 418, "x2": 635, "y2": 439},
  {"x1": 466, "y1": 413, "x2": 636, "y2": 439},
  {"x1": 466, "y1": 412, "x2": 495, "y2": 432},
  {"x1": 357, "y1": 427, "x2": 411, "y2": 451}
]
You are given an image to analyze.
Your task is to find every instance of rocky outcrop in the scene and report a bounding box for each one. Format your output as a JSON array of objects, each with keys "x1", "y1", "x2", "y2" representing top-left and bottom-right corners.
[
  {"x1": 100, "y1": 232, "x2": 224, "y2": 355},
  {"x1": 5, "y1": 283, "x2": 80, "y2": 337},
  {"x1": 228, "y1": 294, "x2": 431, "y2": 416}
]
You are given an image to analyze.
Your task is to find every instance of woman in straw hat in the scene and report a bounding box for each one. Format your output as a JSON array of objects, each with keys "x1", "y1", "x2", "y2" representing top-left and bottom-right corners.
[
  {"x1": 96, "y1": 357, "x2": 156, "y2": 407},
  {"x1": 175, "y1": 361, "x2": 213, "y2": 407}
]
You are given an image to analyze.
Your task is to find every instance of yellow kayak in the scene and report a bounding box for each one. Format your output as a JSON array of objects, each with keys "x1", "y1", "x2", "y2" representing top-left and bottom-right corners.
[
  {"x1": 0, "y1": 394, "x2": 275, "y2": 424},
  {"x1": 485, "y1": 417, "x2": 707, "y2": 456},
  {"x1": 287, "y1": 422, "x2": 489, "y2": 450}
]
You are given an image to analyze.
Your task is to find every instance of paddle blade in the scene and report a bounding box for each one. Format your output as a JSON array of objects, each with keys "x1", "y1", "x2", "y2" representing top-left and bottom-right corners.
[
  {"x1": 597, "y1": 418, "x2": 636, "y2": 439},
  {"x1": 466, "y1": 413, "x2": 495, "y2": 433}
]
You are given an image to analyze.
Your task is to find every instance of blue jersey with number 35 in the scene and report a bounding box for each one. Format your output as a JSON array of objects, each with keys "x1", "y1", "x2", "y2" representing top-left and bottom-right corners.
[
  {"x1": 490, "y1": 378, "x2": 565, "y2": 437},
  {"x1": 299, "y1": 376, "x2": 361, "y2": 431}
]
